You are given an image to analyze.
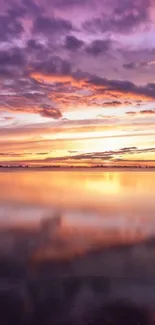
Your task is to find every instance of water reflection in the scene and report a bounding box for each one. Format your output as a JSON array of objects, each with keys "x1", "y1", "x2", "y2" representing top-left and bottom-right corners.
[
  {"x1": 0, "y1": 169, "x2": 155, "y2": 215},
  {"x1": 0, "y1": 169, "x2": 155, "y2": 266},
  {"x1": 0, "y1": 169, "x2": 155, "y2": 324},
  {"x1": 0, "y1": 169, "x2": 155, "y2": 252}
]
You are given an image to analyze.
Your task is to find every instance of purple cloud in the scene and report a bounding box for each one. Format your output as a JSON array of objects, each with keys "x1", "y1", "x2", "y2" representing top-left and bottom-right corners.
[
  {"x1": 32, "y1": 56, "x2": 72, "y2": 75},
  {"x1": 83, "y1": 0, "x2": 151, "y2": 34},
  {"x1": 65, "y1": 35, "x2": 84, "y2": 51},
  {"x1": 85, "y1": 39, "x2": 112, "y2": 56},
  {"x1": 0, "y1": 0, "x2": 155, "y2": 127},
  {"x1": 0, "y1": 14, "x2": 23, "y2": 41},
  {"x1": 33, "y1": 15, "x2": 75, "y2": 37},
  {"x1": 0, "y1": 48, "x2": 25, "y2": 67}
]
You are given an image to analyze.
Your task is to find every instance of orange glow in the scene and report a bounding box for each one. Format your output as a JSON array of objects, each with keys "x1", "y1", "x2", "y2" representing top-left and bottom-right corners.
[{"x1": 30, "y1": 72, "x2": 86, "y2": 88}]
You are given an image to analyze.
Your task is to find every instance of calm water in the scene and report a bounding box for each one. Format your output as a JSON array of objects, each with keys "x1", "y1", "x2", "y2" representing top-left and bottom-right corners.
[
  {"x1": 1, "y1": 169, "x2": 155, "y2": 324},
  {"x1": 0, "y1": 168, "x2": 155, "y2": 249}
]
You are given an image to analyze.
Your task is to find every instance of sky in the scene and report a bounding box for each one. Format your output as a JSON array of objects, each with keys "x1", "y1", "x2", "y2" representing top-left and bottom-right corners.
[{"x1": 0, "y1": 0, "x2": 155, "y2": 166}]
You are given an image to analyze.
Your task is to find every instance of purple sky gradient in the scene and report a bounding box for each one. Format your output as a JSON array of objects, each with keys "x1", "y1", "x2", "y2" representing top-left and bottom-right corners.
[{"x1": 0, "y1": 0, "x2": 155, "y2": 165}]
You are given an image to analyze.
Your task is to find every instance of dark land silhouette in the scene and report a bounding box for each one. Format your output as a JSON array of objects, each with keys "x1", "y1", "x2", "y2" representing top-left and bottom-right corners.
[{"x1": 0, "y1": 165, "x2": 155, "y2": 169}]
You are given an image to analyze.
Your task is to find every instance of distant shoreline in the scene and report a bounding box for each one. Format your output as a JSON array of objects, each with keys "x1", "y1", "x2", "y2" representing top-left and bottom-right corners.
[{"x1": 0, "y1": 166, "x2": 155, "y2": 171}]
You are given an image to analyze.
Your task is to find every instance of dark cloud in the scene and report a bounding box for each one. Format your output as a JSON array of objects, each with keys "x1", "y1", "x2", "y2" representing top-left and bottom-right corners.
[
  {"x1": 11, "y1": 145, "x2": 151, "y2": 167},
  {"x1": 0, "y1": 96, "x2": 62, "y2": 120},
  {"x1": 140, "y1": 109, "x2": 155, "y2": 114},
  {"x1": 42, "y1": 146, "x2": 155, "y2": 163},
  {"x1": 7, "y1": 5, "x2": 26, "y2": 19},
  {"x1": 36, "y1": 152, "x2": 51, "y2": 155},
  {"x1": 85, "y1": 39, "x2": 112, "y2": 56},
  {"x1": 124, "y1": 101, "x2": 132, "y2": 105},
  {"x1": 8, "y1": 0, "x2": 43, "y2": 18},
  {"x1": 65, "y1": 36, "x2": 84, "y2": 51},
  {"x1": 0, "y1": 75, "x2": 63, "y2": 120},
  {"x1": 123, "y1": 62, "x2": 137, "y2": 70},
  {"x1": 23, "y1": 0, "x2": 43, "y2": 16},
  {"x1": 32, "y1": 56, "x2": 72, "y2": 76},
  {"x1": 139, "y1": 60, "x2": 149, "y2": 67},
  {"x1": 0, "y1": 67, "x2": 16, "y2": 78},
  {"x1": 126, "y1": 109, "x2": 155, "y2": 116},
  {"x1": 0, "y1": 14, "x2": 23, "y2": 41},
  {"x1": 0, "y1": 46, "x2": 27, "y2": 80},
  {"x1": 123, "y1": 60, "x2": 149, "y2": 70},
  {"x1": 53, "y1": 0, "x2": 89, "y2": 9},
  {"x1": 40, "y1": 106, "x2": 62, "y2": 119},
  {"x1": 0, "y1": 152, "x2": 31, "y2": 157},
  {"x1": 126, "y1": 111, "x2": 137, "y2": 116},
  {"x1": 33, "y1": 15, "x2": 74, "y2": 37},
  {"x1": 0, "y1": 48, "x2": 25, "y2": 67},
  {"x1": 78, "y1": 146, "x2": 155, "y2": 160},
  {"x1": 87, "y1": 76, "x2": 155, "y2": 99},
  {"x1": 27, "y1": 39, "x2": 45, "y2": 52},
  {"x1": 102, "y1": 100, "x2": 122, "y2": 106}
]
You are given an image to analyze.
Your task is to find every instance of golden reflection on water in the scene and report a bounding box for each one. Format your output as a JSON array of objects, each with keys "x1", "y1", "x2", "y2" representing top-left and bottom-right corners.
[
  {"x1": 0, "y1": 169, "x2": 155, "y2": 258},
  {"x1": 0, "y1": 169, "x2": 155, "y2": 217}
]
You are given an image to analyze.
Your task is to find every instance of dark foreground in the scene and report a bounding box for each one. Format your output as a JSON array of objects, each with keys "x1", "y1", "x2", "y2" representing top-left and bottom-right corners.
[
  {"x1": 1, "y1": 238, "x2": 155, "y2": 324},
  {"x1": 0, "y1": 277, "x2": 153, "y2": 325}
]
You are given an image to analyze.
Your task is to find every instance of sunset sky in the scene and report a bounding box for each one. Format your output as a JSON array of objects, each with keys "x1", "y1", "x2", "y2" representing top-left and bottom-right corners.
[{"x1": 0, "y1": 0, "x2": 155, "y2": 166}]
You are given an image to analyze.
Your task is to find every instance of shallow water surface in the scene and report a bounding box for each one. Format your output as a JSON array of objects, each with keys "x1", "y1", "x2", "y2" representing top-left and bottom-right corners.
[{"x1": 0, "y1": 169, "x2": 155, "y2": 246}]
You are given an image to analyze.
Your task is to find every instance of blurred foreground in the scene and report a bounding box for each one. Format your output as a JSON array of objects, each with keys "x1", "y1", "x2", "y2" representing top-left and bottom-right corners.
[
  {"x1": 1, "y1": 238, "x2": 155, "y2": 324},
  {"x1": 1, "y1": 221, "x2": 155, "y2": 324}
]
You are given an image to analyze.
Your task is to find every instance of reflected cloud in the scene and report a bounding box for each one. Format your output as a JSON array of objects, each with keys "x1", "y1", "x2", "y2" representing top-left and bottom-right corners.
[
  {"x1": 0, "y1": 169, "x2": 155, "y2": 323},
  {"x1": 0, "y1": 170, "x2": 155, "y2": 261}
]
